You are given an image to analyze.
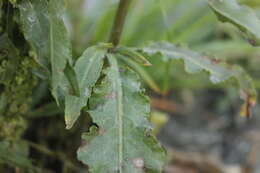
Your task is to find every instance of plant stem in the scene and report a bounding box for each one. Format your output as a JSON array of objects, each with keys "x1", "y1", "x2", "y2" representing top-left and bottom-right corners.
[{"x1": 109, "y1": 0, "x2": 132, "y2": 46}]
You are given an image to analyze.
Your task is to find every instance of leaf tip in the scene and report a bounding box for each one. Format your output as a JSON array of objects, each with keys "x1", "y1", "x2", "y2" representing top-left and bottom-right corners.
[
  {"x1": 65, "y1": 117, "x2": 74, "y2": 130},
  {"x1": 143, "y1": 62, "x2": 152, "y2": 66}
]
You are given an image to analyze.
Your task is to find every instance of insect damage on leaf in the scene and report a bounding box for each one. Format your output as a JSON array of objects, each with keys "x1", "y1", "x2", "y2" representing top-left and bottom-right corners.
[
  {"x1": 142, "y1": 42, "x2": 257, "y2": 118},
  {"x1": 77, "y1": 54, "x2": 166, "y2": 173}
]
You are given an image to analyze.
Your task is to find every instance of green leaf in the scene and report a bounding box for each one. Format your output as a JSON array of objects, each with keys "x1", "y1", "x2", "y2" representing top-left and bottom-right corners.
[
  {"x1": 208, "y1": 0, "x2": 260, "y2": 46},
  {"x1": 118, "y1": 54, "x2": 161, "y2": 94},
  {"x1": 142, "y1": 42, "x2": 257, "y2": 117},
  {"x1": 64, "y1": 62, "x2": 80, "y2": 97},
  {"x1": 49, "y1": 0, "x2": 72, "y2": 103},
  {"x1": 77, "y1": 54, "x2": 166, "y2": 173},
  {"x1": 18, "y1": 0, "x2": 50, "y2": 68},
  {"x1": 18, "y1": 0, "x2": 72, "y2": 103},
  {"x1": 116, "y1": 46, "x2": 152, "y2": 66},
  {"x1": 65, "y1": 46, "x2": 107, "y2": 129}
]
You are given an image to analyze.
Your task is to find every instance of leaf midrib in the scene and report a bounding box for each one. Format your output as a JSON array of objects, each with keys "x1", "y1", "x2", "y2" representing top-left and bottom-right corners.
[
  {"x1": 152, "y1": 47, "x2": 231, "y2": 80},
  {"x1": 108, "y1": 55, "x2": 123, "y2": 173}
]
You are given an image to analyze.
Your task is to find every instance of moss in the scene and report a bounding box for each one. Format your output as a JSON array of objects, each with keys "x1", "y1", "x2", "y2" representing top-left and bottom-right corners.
[
  {"x1": 13, "y1": 58, "x2": 37, "y2": 112},
  {"x1": 0, "y1": 55, "x2": 39, "y2": 138},
  {"x1": 0, "y1": 115, "x2": 27, "y2": 140}
]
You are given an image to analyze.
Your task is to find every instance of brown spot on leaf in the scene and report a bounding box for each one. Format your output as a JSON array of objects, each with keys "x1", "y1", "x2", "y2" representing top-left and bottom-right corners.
[
  {"x1": 248, "y1": 39, "x2": 257, "y2": 47},
  {"x1": 211, "y1": 58, "x2": 221, "y2": 64},
  {"x1": 98, "y1": 128, "x2": 106, "y2": 135},
  {"x1": 81, "y1": 140, "x2": 89, "y2": 146},
  {"x1": 240, "y1": 94, "x2": 256, "y2": 119},
  {"x1": 106, "y1": 92, "x2": 117, "y2": 99},
  {"x1": 245, "y1": 96, "x2": 256, "y2": 119}
]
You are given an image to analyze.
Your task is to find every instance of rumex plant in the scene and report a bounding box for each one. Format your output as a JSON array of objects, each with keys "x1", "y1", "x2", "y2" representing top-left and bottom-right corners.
[{"x1": 0, "y1": 0, "x2": 259, "y2": 172}]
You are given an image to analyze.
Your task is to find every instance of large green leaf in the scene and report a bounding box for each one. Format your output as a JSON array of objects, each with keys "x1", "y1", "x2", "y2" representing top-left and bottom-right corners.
[
  {"x1": 18, "y1": 0, "x2": 72, "y2": 103},
  {"x1": 65, "y1": 46, "x2": 107, "y2": 129},
  {"x1": 77, "y1": 54, "x2": 166, "y2": 173},
  {"x1": 49, "y1": 0, "x2": 72, "y2": 103},
  {"x1": 208, "y1": 0, "x2": 260, "y2": 46},
  {"x1": 19, "y1": 0, "x2": 50, "y2": 69},
  {"x1": 142, "y1": 42, "x2": 257, "y2": 117}
]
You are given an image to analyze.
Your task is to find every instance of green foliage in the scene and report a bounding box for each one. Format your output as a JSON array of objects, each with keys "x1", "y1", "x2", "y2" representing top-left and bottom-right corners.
[
  {"x1": 0, "y1": 0, "x2": 259, "y2": 172},
  {"x1": 0, "y1": 34, "x2": 37, "y2": 128},
  {"x1": 142, "y1": 42, "x2": 257, "y2": 109},
  {"x1": 208, "y1": 0, "x2": 260, "y2": 46},
  {"x1": 18, "y1": 0, "x2": 50, "y2": 68},
  {"x1": 78, "y1": 54, "x2": 166, "y2": 173},
  {"x1": 19, "y1": 0, "x2": 72, "y2": 103},
  {"x1": 0, "y1": 140, "x2": 34, "y2": 171},
  {"x1": 65, "y1": 45, "x2": 108, "y2": 129}
]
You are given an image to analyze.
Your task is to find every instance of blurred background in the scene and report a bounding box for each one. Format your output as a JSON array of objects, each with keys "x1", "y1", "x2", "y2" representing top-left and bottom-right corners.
[{"x1": 19, "y1": 0, "x2": 260, "y2": 172}]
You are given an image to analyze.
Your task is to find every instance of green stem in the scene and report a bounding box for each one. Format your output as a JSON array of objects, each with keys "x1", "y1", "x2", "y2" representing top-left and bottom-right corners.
[{"x1": 109, "y1": 0, "x2": 132, "y2": 46}]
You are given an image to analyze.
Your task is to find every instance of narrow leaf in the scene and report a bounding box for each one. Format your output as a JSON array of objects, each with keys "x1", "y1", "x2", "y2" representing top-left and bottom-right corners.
[
  {"x1": 65, "y1": 46, "x2": 106, "y2": 129},
  {"x1": 49, "y1": 0, "x2": 72, "y2": 103},
  {"x1": 64, "y1": 62, "x2": 80, "y2": 97},
  {"x1": 77, "y1": 54, "x2": 166, "y2": 173},
  {"x1": 143, "y1": 42, "x2": 257, "y2": 117},
  {"x1": 116, "y1": 46, "x2": 152, "y2": 66},
  {"x1": 118, "y1": 54, "x2": 161, "y2": 93},
  {"x1": 208, "y1": 0, "x2": 260, "y2": 46}
]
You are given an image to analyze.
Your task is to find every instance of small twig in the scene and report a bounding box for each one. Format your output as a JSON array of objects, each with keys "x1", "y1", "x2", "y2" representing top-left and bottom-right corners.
[{"x1": 109, "y1": 0, "x2": 132, "y2": 46}]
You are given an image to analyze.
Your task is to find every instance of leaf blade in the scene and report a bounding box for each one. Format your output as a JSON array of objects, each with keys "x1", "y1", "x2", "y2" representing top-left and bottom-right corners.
[
  {"x1": 18, "y1": 0, "x2": 73, "y2": 104},
  {"x1": 77, "y1": 54, "x2": 166, "y2": 173},
  {"x1": 18, "y1": 0, "x2": 50, "y2": 68},
  {"x1": 65, "y1": 46, "x2": 106, "y2": 129},
  {"x1": 142, "y1": 42, "x2": 257, "y2": 117},
  {"x1": 49, "y1": 0, "x2": 72, "y2": 103},
  {"x1": 118, "y1": 54, "x2": 161, "y2": 94},
  {"x1": 208, "y1": 0, "x2": 260, "y2": 46}
]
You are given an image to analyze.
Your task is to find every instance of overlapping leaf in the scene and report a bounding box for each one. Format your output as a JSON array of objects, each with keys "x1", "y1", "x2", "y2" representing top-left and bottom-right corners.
[
  {"x1": 142, "y1": 42, "x2": 257, "y2": 117},
  {"x1": 65, "y1": 46, "x2": 107, "y2": 129},
  {"x1": 19, "y1": 0, "x2": 50, "y2": 68},
  {"x1": 49, "y1": 0, "x2": 72, "y2": 103},
  {"x1": 77, "y1": 54, "x2": 166, "y2": 173},
  {"x1": 208, "y1": 0, "x2": 260, "y2": 46},
  {"x1": 115, "y1": 46, "x2": 161, "y2": 93},
  {"x1": 18, "y1": 0, "x2": 72, "y2": 103}
]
